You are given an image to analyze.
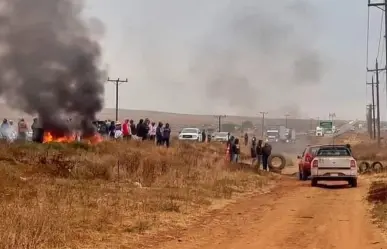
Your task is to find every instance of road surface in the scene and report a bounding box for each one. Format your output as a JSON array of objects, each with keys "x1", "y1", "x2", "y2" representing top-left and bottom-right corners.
[{"x1": 146, "y1": 176, "x2": 387, "y2": 249}]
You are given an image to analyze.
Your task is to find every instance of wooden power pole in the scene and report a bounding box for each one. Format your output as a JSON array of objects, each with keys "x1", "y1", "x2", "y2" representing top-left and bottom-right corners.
[
  {"x1": 367, "y1": 60, "x2": 382, "y2": 147},
  {"x1": 107, "y1": 77, "x2": 128, "y2": 122},
  {"x1": 259, "y1": 112, "x2": 268, "y2": 138}
]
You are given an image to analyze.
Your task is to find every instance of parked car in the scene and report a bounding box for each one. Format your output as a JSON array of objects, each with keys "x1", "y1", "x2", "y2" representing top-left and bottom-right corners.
[
  {"x1": 298, "y1": 145, "x2": 322, "y2": 181},
  {"x1": 212, "y1": 132, "x2": 230, "y2": 142},
  {"x1": 178, "y1": 128, "x2": 202, "y2": 141},
  {"x1": 310, "y1": 145, "x2": 357, "y2": 187}
]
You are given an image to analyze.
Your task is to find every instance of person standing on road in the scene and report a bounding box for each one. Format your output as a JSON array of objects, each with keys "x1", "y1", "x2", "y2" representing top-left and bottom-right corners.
[
  {"x1": 163, "y1": 123, "x2": 171, "y2": 148},
  {"x1": 346, "y1": 144, "x2": 352, "y2": 154},
  {"x1": 250, "y1": 136, "x2": 257, "y2": 165},
  {"x1": 17, "y1": 118, "x2": 28, "y2": 141},
  {"x1": 156, "y1": 122, "x2": 163, "y2": 145},
  {"x1": 130, "y1": 120, "x2": 136, "y2": 136},
  {"x1": 227, "y1": 135, "x2": 235, "y2": 162},
  {"x1": 149, "y1": 122, "x2": 157, "y2": 141},
  {"x1": 244, "y1": 133, "x2": 248, "y2": 146},
  {"x1": 256, "y1": 139, "x2": 263, "y2": 169},
  {"x1": 109, "y1": 121, "x2": 116, "y2": 139},
  {"x1": 262, "y1": 142, "x2": 272, "y2": 171},
  {"x1": 122, "y1": 119, "x2": 131, "y2": 140},
  {"x1": 231, "y1": 138, "x2": 241, "y2": 163}
]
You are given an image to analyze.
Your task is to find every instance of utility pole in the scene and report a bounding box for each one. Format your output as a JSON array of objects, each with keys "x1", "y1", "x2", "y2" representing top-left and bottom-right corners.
[
  {"x1": 367, "y1": 104, "x2": 373, "y2": 138},
  {"x1": 329, "y1": 113, "x2": 336, "y2": 142},
  {"x1": 368, "y1": 0, "x2": 387, "y2": 118},
  {"x1": 366, "y1": 76, "x2": 376, "y2": 139},
  {"x1": 375, "y1": 61, "x2": 381, "y2": 147},
  {"x1": 259, "y1": 112, "x2": 268, "y2": 138},
  {"x1": 309, "y1": 118, "x2": 313, "y2": 132},
  {"x1": 107, "y1": 77, "x2": 128, "y2": 121},
  {"x1": 368, "y1": 60, "x2": 382, "y2": 147},
  {"x1": 214, "y1": 115, "x2": 226, "y2": 132},
  {"x1": 284, "y1": 114, "x2": 290, "y2": 128}
]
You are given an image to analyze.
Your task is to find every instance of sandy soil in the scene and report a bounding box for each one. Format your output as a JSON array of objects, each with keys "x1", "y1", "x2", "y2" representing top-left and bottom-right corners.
[{"x1": 141, "y1": 176, "x2": 387, "y2": 249}]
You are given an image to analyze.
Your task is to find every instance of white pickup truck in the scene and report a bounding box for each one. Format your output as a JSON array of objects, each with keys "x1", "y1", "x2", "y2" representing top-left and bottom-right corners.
[{"x1": 310, "y1": 145, "x2": 357, "y2": 187}]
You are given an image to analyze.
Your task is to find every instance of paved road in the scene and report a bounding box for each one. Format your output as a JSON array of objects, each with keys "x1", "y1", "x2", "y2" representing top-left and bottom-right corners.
[{"x1": 145, "y1": 176, "x2": 387, "y2": 249}]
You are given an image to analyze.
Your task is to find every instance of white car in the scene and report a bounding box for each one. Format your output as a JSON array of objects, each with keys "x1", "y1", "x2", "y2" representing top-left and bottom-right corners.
[
  {"x1": 212, "y1": 132, "x2": 229, "y2": 142},
  {"x1": 310, "y1": 145, "x2": 357, "y2": 187},
  {"x1": 178, "y1": 128, "x2": 202, "y2": 141}
]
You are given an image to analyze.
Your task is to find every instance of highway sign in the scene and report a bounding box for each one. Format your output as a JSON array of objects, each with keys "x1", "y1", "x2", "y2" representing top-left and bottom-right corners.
[{"x1": 319, "y1": 120, "x2": 333, "y2": 131}]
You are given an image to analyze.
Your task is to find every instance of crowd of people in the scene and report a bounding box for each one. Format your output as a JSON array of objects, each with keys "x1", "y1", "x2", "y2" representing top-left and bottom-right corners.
[
  {"x1": 95, "y1": 118, "x2": 172, "y2": 147},
  {"x1": 225, "y1": 134, "x2": 272, "y2": 171},
  {"x1": 0, "y1": 117, "x2": 173, "y2": 147},
  {"x1": 0, "y1": 118, "x2": 30, "y2": 141}
]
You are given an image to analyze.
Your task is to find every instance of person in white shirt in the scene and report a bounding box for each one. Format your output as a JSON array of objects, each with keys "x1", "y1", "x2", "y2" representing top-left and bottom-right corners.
[{"x1": 149, "y1": 122, "x2": 157, "y2": 141}]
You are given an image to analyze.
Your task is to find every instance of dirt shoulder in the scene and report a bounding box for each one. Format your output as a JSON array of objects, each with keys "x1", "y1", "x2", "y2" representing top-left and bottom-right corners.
[{"x1": 144, "y1": 176, "x2": 387, "y2": 249}]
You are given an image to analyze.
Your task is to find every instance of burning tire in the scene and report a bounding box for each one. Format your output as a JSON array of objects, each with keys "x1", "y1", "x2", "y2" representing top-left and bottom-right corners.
[{"x1": 268, "y1": 154, "x2": 286, "y2": 171}]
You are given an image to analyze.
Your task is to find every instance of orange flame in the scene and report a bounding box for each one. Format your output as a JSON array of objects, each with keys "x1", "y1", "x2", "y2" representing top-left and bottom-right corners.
[{"x1": 43, "y1": 132, "x2": 103, "y2": 144}]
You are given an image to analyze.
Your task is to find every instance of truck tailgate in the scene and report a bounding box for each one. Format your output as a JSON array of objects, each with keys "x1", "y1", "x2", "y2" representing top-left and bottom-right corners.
[{"x1": 317, "y1": 156, "x2": 352, "y2": 169}]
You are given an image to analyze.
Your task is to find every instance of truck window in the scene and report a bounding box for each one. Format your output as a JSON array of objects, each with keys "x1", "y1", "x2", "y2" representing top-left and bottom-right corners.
[
  {"x1": 310, "y1": 147, "x2": 320, "y2": 156},
  {"x1": 317, "y1": 147, "x2": 350, "y2": 157}
]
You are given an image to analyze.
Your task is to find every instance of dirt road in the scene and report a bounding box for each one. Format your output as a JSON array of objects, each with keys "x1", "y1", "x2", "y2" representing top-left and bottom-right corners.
[{"x1": 146, "y1": 176, "x2": 387, "y2": 249}]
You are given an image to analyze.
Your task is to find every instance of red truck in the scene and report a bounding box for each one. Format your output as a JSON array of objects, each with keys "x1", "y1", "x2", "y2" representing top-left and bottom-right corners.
[{"x1": 298, "y1": 145, "x2": 322, "y2": 181}]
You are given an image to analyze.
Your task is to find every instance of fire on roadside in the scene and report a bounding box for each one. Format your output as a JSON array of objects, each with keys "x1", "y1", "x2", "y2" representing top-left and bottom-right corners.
[{"x1": 43, "y1": 131, "x2": 103, "y2": 144}]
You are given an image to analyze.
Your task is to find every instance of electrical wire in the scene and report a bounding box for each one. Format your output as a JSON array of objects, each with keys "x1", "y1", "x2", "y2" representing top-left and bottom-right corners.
[
  {"x1": 366, "y1": 8, "x2": 370, "y2": 100},
  {"x1": 377, "y1": 11, "x2": 384, "y2": 60},
  {"x1": 366, "y1": 8, "x2": 370, "y2": 70}
]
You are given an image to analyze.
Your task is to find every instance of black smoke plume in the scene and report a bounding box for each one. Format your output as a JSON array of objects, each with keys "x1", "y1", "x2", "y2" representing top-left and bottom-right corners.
[{"x1": 0, "y1": 0, "x2": 105, "y2": 136}]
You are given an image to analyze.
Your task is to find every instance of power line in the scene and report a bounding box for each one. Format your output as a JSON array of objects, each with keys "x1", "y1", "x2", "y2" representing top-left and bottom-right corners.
[
  {"x1": 367, "y1": 1, "x2": 387, "y2": 134},
  {"x1": 107, "y1": 77, "x2": 128, "y2": 122},
  {"x1": 377, "y1": 11, "x2": 384, "y2": 60}
]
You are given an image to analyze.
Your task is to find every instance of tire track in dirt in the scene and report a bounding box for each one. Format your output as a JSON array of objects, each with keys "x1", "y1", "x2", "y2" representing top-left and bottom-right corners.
[{"x1": 145, "y1": 176, "x2": 387, "y2": 249}]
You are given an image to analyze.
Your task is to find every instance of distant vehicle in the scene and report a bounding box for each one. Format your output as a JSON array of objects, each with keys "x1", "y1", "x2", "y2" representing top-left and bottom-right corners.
[
  {"x1": 316, "y1": 127, "x2": 323, "y2": 136},
  {"x1": 279, "y1": 126, "x2": 287, "y2": 142},
  {"x1": 178, "y1": 128, "x2": 202, "y2": 141},
  {"x1": 298, "y1": 145, "x2": 322, "y2": 181},
  {"x1": 266, "y1": 128, "x2": 279, "y2": 142},
  {"x1": 212, "y1": 131, "x2": 229, "y2": 142},
  {"x1": 285, "y1": 128, "x2": 296, "y2": 143},
  {"x1": 310, "y1": 145, "x2": 357, "y2": 187}
]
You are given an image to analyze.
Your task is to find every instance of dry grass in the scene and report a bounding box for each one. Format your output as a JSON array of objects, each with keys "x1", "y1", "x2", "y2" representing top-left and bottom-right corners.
[
  {"x1": 352, "y1": 143, "x2": 387, "y2": 161},
  {"x1": 0, "y1": 140, "x2": 274, "y2": 249},
  {"x1": 367, "y1": 174, "x2": 387, "y2": 231}
]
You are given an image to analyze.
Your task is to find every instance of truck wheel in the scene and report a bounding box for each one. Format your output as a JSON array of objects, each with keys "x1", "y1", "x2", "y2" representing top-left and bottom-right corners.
[
  {"x1": 311, "y1": 178, "x2": 318, "y2": 187},
  {"x1": 349, "y1": 178, "x2": 358, "y2": 188}
]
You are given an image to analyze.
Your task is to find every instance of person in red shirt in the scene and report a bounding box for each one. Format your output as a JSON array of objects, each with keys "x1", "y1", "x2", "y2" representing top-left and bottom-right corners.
[{"x1": 122, "y1": 119, "x2": 131, "y2": 140}]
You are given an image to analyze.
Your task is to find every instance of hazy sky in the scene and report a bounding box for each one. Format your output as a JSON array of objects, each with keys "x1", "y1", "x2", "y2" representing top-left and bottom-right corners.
[{"x1": 84, "y1": 0, "x2": 384, "y2": 120}]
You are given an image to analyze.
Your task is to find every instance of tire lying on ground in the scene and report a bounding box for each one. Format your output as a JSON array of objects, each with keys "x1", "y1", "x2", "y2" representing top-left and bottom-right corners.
[
  {"x1": 358, "y1": 161, "x2": 370, "y2": 174},
  {"x1": 268, "y1": 154, "x2": 287, "y2": 171},
  {"x1": 371, "y1": 161, "x2": 384, "y2": 173}
]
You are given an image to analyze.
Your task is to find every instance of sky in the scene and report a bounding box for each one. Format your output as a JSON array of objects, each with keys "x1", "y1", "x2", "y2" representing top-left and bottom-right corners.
[{"x1": 83, "y1": 0, "x2": 384, "y2": 120}]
